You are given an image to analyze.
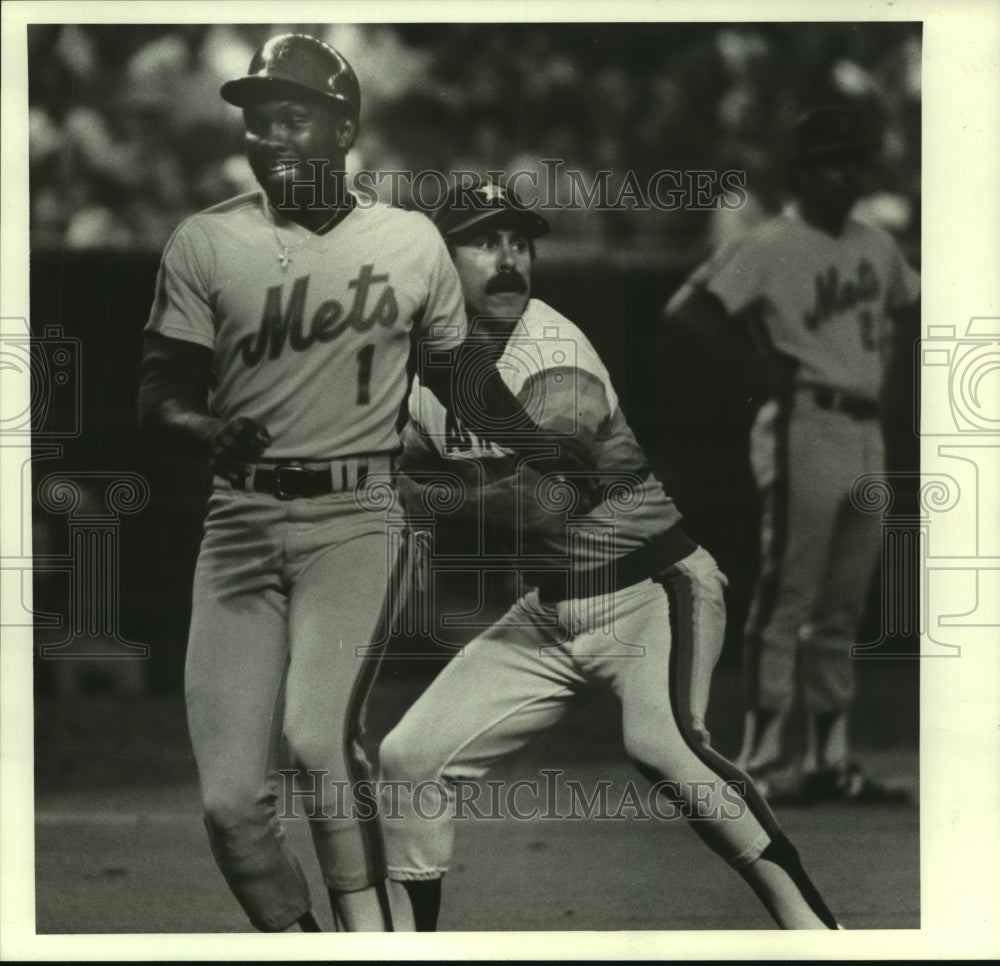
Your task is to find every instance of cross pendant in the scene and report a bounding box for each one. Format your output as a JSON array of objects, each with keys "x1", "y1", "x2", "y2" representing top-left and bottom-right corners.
[{"x1": 278, "y1": 248, "x2": 291, "y2": 270}]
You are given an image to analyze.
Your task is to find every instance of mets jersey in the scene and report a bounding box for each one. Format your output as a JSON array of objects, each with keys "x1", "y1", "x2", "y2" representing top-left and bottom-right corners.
[
  {"x1": 690, "y1": 206, "x2": 920, "y2": 400},
  {"x1": 406, "y1": 298, "x2": 683, "y2": 570},
  {"x1": 145, "y1": 191, "x2": 466, "y2": 459}
]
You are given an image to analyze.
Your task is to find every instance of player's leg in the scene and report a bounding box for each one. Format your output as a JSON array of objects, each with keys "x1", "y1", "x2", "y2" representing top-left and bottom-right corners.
[
  {"x1": 799, "y1": 491, "x2": 881, "y2": 771},
  {"x1": 378, "y1": 593, "x2": 580, "y2": 930},
  {"x1": 666, "y1": 551, "x2": 839, "y2": 927},
  {"x1": 592, "y1": 558, "x2": 838, "y2": 928},
  {"x1": 283, "y1": 508, "x2": 402, "y2": 932},
  {"x1": 744, "y1": 397, "x2": 846, "y2": 776},
  {"x1": 798, "y1": 422, "x2": 905, "y2": 801},
  {"x1": 185, "y1": 492, "x2": 315, "y2": 932}
]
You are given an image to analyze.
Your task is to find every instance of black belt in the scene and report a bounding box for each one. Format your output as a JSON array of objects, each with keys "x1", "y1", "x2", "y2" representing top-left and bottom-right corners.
[
  {"x1": 229, "y1": 453, "x2": 396, "y2": 500},
  {"x1": 526, "y1": 524, "x2": 698, "y2": 604},
  {"x1": 806, "y1": 386, "x2": 879, "y2": 420}
]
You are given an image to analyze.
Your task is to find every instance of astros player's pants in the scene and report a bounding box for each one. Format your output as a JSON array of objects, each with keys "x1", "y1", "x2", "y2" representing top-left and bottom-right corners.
[
  {"x1": 379, "y1": 547, "x2": 787, "y2": 882},
  {"x1": 744, "y1": 388, "x2": 884, "y2": 714},
  {"x1": 185, "y1": 481, "x2": 398, "y2": 931}
]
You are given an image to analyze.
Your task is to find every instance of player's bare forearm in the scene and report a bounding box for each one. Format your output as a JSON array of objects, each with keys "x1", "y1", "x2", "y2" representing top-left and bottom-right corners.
[
  {"x1": 144, "y1": 398, "x2": 272, "y2": 482},
  {"x1": 396, "y1": 469, "x2": 494, "y2": 523},
  {"x1": 398, "y1": 465, "x2": 566, "y2": 539},
  {"x1": 139, "y1": 332, "x2": 271, "y2": 479},
  {"x1": 395, "y1": 462, "x2": 483, "y2": 519},
  {"x1": 664, "y1": 286, "x2": 746, "y2": 362},
  {"x1": 465, "y1": 467, "x2": 569, "y2": 538},
  {"x1": 143, "y1": 395, "x2": 222, "y2": 451},
  {"x1": 665, "y1": 286, "x2": 792, "y2": 399}
]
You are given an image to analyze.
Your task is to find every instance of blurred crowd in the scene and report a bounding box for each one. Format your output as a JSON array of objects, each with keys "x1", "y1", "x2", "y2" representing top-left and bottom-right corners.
[{"x1": 28, "y1": 22, "x2": 921, "y2": 261}]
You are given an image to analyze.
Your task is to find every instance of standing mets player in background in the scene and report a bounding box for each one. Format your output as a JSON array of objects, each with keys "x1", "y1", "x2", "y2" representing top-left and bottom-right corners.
[
  {"x1": 665, "y1": 104, "x2": 919, "y2": 804},
  {"x1": 377, "y1": 176, "x2": 842, "y2": 932},
  {"x1": 137, "y1": 34, "x2": 553, "y2": 933}
]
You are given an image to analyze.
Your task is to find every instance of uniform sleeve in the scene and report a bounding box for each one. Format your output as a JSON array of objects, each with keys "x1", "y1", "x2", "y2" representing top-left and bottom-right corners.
[
  {"x1": 405, "y1": 376, "x2": 441, "y2": 447},
  {"x1": 688, "y1": 235, "x2": 768, "y2": 318},
  {"x1": 415, "y1": 229, "x2": 468, "y2": 351},
  {"x1": 517, "y1": 367, "x2": 611, "y2": 452},
  {"x1": 407, "y1": 374, "x2": 424, "y2": 425},
  {"x1": 145, "y1": 220, "x2": 216, "y2": 349}
]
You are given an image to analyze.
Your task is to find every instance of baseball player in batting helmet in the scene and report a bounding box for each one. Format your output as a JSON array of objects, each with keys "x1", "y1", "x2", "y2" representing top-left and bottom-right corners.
[
  {"x1": 665, "y1": 102, "x2": 918, "y2": 804},
  {"x1": 376, "y1": 174, "x2": 842, "y2": 931},
  {"x1": 139, "y1": 32, "x2": 599, "y2": 933},
  {"x1": 138, "y1": 31, "x2": 550, "y2": 933},
  {"x1": 139, "y1": 31, "x2": 456, "y2": 932}
]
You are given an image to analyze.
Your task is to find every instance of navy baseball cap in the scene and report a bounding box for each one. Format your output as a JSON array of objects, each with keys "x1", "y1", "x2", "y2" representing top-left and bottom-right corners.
[
  {"x1": 792, "y1": 105, "x2": 881, "y2": 160},
  {"x1": 433, "y1": 176, "x2": 550, "y2": 240}
]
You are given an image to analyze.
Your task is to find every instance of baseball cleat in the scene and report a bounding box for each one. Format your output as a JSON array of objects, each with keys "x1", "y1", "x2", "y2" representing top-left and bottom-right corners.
[
  {"x1": 742, "y1": 759, "x2": 793, "y2": 799},
  {"x1": 797, "y1": 763, "x2": 911, "y2": 806}
]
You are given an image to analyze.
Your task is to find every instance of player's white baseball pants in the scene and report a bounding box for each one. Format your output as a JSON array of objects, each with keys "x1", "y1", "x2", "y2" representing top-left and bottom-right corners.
[
  {"x1": 744, "y1": 389, "x2": 884, "y2": 713},
  {"x1": 379, "y1": 547, "x2": 784, "y2": 881},
  {"x1": 185, "y1": 482, "x2": 397, "y2": 931}
]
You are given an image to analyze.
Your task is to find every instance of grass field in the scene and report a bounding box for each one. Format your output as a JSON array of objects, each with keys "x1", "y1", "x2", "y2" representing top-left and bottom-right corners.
[{"x1": 32, "y1": 659, "x2": 919, "y2": 935}]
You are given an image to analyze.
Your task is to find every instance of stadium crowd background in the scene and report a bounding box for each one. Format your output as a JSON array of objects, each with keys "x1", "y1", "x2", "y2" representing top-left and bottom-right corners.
[
  {"x1": 28, "y1": 21, "x2": 921, "y2": 261},
  {"x1": 25, "y1": 21, "x2": 922, "y2": 695}
]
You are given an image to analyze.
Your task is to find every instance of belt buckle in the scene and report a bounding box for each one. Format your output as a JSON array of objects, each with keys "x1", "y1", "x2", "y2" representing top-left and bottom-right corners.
[{"x1": 272, "y1": 461, "x2": 306, "y2": 500}]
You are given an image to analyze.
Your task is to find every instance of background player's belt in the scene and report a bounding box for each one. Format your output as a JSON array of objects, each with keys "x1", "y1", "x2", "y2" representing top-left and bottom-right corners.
[
  {"x1": 234, "y1": 454, "x2": 396, "y2": 500},
  {"x1": 802, "y1": 385, "x2": 879, "y2": 420}
]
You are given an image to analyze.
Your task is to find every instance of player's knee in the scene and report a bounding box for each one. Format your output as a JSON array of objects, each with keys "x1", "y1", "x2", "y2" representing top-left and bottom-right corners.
[
  {"x1": 284, "y1": 731, "x2": 339, "y2": 779},
  {"x1": 378, "y1": 725, "x2": 442, "y2": 786},
  {"x1": 202, "y1": 787, "x2": 264, "y2": 840}
]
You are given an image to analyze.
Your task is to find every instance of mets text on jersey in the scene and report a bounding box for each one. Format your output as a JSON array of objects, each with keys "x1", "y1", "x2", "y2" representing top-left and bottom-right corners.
[{"x1": 239, "y1": 266, "x2": 397, "y2": 365}]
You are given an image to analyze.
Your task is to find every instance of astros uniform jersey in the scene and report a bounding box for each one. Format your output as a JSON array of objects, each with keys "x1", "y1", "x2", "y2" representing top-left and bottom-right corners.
[
  {"x1": 146, "y1": 191, "x2": 466, "y2": 459},
  {"x1": 381, "y1": 301, "x2": 836, "y2": 918},
  {"x1": 690, "y1": 206, "x2": 920, "y2": 398},
  {"x1": 406, "y1": 298, "x2": 682, "y2": 569}
]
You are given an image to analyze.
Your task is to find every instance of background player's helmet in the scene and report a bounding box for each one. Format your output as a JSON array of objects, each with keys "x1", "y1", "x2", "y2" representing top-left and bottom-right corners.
[
  {"x1": 220, "y1": 33, "x2": 360, "y2": 122},
  {"x1": 433, "y1": 175, "x2": 550, "y2": 241},
  {"x1": 792, "y1": 104, "x2": 881, "y2": 161}
]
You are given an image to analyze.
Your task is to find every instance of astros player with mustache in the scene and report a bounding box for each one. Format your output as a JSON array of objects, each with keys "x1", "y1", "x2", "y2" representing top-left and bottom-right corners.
[{"x1": 377, "y1": 176, "x2": 842, "y2": 932}]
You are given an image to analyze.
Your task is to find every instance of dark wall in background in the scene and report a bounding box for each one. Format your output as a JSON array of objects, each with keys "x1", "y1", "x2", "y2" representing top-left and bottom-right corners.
[{"x1": 29, "y1": 251, "x2": 916, "y2": 693}]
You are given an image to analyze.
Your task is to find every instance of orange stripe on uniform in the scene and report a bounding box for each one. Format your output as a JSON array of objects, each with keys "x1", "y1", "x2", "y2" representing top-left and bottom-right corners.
[{"x1": 660, "y1": 567, "x2": 838, "y2": 928}]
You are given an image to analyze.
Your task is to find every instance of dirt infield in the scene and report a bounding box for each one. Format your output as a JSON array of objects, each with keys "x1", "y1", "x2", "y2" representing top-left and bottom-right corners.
[{"x1": 33, "y1": 660, "x2": 918, "y2": 934}]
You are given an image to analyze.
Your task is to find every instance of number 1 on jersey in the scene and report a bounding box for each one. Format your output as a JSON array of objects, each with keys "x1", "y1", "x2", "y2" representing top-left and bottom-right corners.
[{"x1": 356, "y1": 344, "x2": 375, "y2": 405}]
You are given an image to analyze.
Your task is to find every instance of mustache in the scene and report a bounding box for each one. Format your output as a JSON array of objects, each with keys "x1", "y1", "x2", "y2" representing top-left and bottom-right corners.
[{"x1": 485, "y1": 271, "x2": 528, "y2": 295}]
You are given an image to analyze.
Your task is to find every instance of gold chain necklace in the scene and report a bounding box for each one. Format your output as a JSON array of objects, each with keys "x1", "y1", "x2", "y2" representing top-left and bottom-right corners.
[{"x1": 271, "y1": 208, "x2": 349, "y2": 270}]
